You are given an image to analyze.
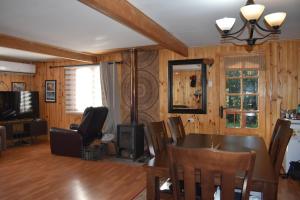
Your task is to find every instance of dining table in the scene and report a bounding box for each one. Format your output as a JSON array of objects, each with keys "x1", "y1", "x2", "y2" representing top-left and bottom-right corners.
[{"x1": 146, "y1": 134, "x2": 277, "y2": 200}]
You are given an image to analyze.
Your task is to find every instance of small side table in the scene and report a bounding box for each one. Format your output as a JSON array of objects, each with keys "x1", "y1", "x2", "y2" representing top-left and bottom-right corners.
[
  {"x1": 24, "y1": 119, "x2": 48, "y2": 143},
  {"x1": 0, "y1": 126, "x2": 6, "y2": 150}
]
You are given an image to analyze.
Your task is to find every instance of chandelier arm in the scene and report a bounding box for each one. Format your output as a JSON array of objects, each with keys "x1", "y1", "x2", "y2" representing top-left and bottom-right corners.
[
  {"x1": 254, "y1": 32, "x2": 274, "y2": 40},
  {"x1": 255, "y1": 22, "x2": 278, "y2": 33},
  {"x1": 223, "y1": 21, "x2": 248, "y2": 36},
  {"x1": 223, "y1": 35, "x2": 247, "y2": 42}
]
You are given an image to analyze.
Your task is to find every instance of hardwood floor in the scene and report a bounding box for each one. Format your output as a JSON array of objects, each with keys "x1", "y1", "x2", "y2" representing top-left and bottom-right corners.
[
  {"x1": 0, "y1": 142, "x2": 146, "y2": 200},
  {"x1": 0, "y1": 142, "x2": 299, "y2": 200},
  {"x1": 278, "y1": 176, "x2": 300, "y2": 200}
]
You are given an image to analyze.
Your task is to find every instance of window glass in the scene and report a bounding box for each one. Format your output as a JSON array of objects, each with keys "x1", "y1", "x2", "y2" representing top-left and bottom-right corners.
[
  {"x1": 226, "y1": 79, "x2": 241, "y2": 93},
  {"x1": 225, "y1": 68, "x2": 259, "y2": 129},
  {"x1": 65, "y1": 65, "x2": 102, "y2": 113}
]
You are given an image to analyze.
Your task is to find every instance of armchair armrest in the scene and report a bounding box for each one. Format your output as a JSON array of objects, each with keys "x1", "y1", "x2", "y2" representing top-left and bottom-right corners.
[
  {"x1": 70, "y1": 124, "x2": 80, "y2": 130},
  {"x1": 50, "y1": 127, "x2": 82, "y2": 157}
]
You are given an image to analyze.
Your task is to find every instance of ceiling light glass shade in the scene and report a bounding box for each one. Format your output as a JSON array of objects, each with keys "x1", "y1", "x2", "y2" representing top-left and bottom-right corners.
[
  {"x1": 264, "y1": 12, "x2": 287, "y2": 27},
  {"x1": 216, "y1": 18, "x2": 236, "y2": 31},
  {"x1": 240, "y1": 4, "x2": 265, "y2": 21}
]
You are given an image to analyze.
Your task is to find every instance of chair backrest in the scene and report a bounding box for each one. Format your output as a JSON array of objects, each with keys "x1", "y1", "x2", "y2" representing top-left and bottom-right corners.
[
  {"x1": 269, "y1": 119, "x2": 291, "y2": 153},
  {"x1": 82, "y1": 106, "x2": 93, "y2": 118},
  {"x1": 79, "y1": 106, "x2": 108, "y2": 145},
  {"x1": 146, "y1": 121, "x2": 169, "y2": 156},
  {"x1": 269, "y1": 120, "x2": 293, "y2": 179},
  {"x1": 167, "y1": 116, "x2": 185, "y2": 144},
  {"x1": 168, "y1": 146, "x2": 256, "y2": 200}
]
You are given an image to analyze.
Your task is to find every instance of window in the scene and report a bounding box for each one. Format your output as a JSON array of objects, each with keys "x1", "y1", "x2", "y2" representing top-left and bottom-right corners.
[
  {"x1": 225, "y1": 68, "x2": 259, "y2": 128},
  {"x1": 64, "y1": 65, "x2": 102, "y2": 113}
]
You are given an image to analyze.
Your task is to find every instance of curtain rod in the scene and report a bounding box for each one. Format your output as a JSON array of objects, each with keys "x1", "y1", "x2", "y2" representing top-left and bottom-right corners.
[{"x1": 49, "y1": 61, "x2": 123, "y2": 69}]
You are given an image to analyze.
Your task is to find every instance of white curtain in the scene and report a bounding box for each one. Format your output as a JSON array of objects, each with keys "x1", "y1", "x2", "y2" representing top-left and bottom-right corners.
[{"x1": 100, "y1": 62, "x2": 121, "y2": 138}]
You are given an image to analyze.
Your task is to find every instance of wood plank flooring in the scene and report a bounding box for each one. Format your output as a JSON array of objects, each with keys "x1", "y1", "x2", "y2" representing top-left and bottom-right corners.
[
  {"x1": 0, "y1": 142, "x2": 299, "y2": 200},
  {"x1": 0, "y1": 142, "x2": 146, "y2": 200}
]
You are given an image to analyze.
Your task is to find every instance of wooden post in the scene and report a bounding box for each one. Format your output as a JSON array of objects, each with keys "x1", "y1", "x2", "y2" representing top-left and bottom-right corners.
[{"x1": 130, "y1": 49, "x2": 138, "y2": 124}]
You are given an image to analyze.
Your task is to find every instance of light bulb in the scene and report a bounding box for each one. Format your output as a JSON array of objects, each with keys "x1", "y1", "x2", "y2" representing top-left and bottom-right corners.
[
  {"x1": 240, "y1": 4, "x2": 265, "y2": 21},
  {"x1": 265, "y1": 12, "x2": 286, "y2": 28},
  {"x1": 216, "y1": 18, "x2": 236, "y2": 31}
]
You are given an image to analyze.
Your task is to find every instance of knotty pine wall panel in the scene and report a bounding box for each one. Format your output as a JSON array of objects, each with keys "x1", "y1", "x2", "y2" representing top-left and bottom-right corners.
[
  {"x1": 173, "y1": 70, "x2": 202, "y2": 108},
  {"x1": 34, "y1": 53, "x2": 122, "y2": 133},
  {"x1": 8, "y1": 40, "x2": 298, "y2": 147},
  {"x1": 159, "y1": 40, "x2": 300, "y2": 146},
  {"x1": 0, "y1": 72, "x2": 35, "y2": 91}
]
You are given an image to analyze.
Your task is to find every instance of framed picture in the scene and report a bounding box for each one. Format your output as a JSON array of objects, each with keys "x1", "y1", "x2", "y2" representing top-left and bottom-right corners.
[
  {"x1": 45, "y1": 80, "x2": 56, "y2": 103},
  {"x1": 11, "y1": 82, "x2": 26, "y2": 91}
]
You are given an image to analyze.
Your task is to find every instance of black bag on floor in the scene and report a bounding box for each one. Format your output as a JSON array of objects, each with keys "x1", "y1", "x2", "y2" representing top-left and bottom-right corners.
[{"x1": 288, "y1": 160, "x2": 300, "y2": 180}]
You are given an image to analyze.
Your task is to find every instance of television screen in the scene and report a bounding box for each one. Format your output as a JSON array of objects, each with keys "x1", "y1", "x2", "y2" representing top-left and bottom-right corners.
[{"x1": 0, "y1": 91, "x2": 39, "y2": 121}]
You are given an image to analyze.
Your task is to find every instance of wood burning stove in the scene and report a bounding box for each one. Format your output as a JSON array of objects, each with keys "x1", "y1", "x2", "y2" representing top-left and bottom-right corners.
[{"x1": 117, "y1": 124, "x2": 144, "y2": 160}]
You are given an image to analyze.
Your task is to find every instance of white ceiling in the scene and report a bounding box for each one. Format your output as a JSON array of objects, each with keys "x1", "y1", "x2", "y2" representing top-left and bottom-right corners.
[
  {"x1": 0, "y1": 0, "x2": 154, "y2": 53},
  {"x1": 129, "y1": 0, "x2": 300, "y2": 47},
  {"x1": 0, "y1": 0, "x2": 299, "y2": 61}
]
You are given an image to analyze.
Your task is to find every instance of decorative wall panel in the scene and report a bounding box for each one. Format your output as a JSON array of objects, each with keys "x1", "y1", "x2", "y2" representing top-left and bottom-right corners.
[{"x1": 121, "y1": 50, "x2": 159, "y2": 124}]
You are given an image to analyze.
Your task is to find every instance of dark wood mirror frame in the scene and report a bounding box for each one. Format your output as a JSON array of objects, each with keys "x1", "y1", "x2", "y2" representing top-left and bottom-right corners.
[{"x1": 168, "y1": 59, "x2": 207, "y2": 114}]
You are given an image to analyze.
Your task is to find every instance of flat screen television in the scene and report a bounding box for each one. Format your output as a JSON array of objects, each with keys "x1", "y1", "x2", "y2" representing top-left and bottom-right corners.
[{"x1": 0, "y1": 91, "x2": 39, "y2": 121}]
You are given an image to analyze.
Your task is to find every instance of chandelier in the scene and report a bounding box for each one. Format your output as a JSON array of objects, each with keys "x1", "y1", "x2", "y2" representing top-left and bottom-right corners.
[{"x1": 216, "y1": 0, "x2": 286, "y2": 46}]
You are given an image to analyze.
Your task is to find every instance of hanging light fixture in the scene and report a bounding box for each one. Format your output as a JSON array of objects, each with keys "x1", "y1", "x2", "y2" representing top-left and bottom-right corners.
[{"x1": 216, "y1": 0, "x2": 286, "y2": 46}]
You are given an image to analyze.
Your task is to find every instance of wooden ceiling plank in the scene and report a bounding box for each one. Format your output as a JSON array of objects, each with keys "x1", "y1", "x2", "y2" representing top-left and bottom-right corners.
[
  {"x1": 79, "y1": 0, "x2": 188, "y2": 57},
  {"x1": 0, "y1": 34, "x2": 97, "y2": 63}
]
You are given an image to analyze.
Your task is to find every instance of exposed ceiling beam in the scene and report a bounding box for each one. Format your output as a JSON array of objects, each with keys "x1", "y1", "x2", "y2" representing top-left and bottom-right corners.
[
  {"x1": 0, "y1": 55, "x2": 33, "y2": 64},
  {"x1": 94, "y1": 44, "x2": 162, "y2": 55},
  {"x1": 0, "y1": 34, "x2": 97, "y2": 63},
  {"x1": 79, "y1": 0, "x2": 188, "y2": 57}
]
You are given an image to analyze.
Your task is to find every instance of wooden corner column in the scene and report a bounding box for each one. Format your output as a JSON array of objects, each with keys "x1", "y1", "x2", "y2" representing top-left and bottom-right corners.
[{"x1": 130, "y1": 49, "x2": 138, "y2": 124}]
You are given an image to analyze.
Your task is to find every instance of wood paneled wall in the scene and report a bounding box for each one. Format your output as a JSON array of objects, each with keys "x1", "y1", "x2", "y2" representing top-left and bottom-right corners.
[
  {"x1": 0, "y1": 72, "x2": 35, "y2": 91},
  {"x1": 173, "y1": 70, "x2": 202, "y2": 108},
  {"x1": 2, "y1": 39, "x2": 298, "y2": 146},
  {"x1": 33, "y1": 53, "x2": 121, "y2": 131},
  {"x1": 159, "y1": 40, "x2": 300, "y2": 145}
]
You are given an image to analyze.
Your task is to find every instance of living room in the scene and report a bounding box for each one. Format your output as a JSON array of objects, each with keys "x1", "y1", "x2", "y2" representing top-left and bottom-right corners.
[{"x1": 1, "y1": 0, "x2": 300, "y2": 200}]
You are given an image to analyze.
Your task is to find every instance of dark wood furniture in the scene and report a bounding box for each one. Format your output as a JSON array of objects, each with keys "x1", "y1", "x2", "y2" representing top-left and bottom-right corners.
[
  {"x1": 0, "y1": 118, "x2": 47, "y2": 145},
  {"x1": 24, "y1": 119, "x2": 48, "y2": 138},
  {"x1": 117, "y1": 124, "x2": 144, "y2": 160},
  {"x1": 146, "y1": 121, "x2": 169, "y2": 156},
  {"x1": 167, "y1": 116, "x2": 186, "y2": 144},
  {"x1": 146, "y1": 134, "x2": 278, "y2": 200},
  {"x1": 268, "y1": 119, "x2": 293, "y2": 179},
  {"x1": 0, "y1": 126, "x2": 6, "y2": 150},
  {"x1": 269, "y1": 119, "x2": 291, "y2": 154},
  {"x1": 168, "y1": 145, "x2": 256, "y2": 200}
]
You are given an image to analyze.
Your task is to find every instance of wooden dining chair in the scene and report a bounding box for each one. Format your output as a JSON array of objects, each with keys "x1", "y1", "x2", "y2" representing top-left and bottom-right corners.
[
  {"x1": 269, "y1": 119, "x2": 291, "y2": 154},
  {"x1": 146, "y1": 121, "x2": 169, "y2": 156},
  {"x1": 167, "y1": 116, "x2": 186, "y2": 144},
  {"x1": 268, "y1": 119, "x2": 293, "y2": 179},
  {"x1": 168, "y1": 145, "x2": 256, "y2": 200}
]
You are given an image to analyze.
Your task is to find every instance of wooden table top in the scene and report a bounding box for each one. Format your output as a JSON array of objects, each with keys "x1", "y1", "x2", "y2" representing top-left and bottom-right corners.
[{"x1": 147, "y1": 134, "x2": 277, "y2": 184}]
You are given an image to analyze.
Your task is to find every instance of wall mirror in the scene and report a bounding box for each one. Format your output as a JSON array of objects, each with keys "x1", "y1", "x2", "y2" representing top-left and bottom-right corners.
[{"x1": 168, "y1": 59, "x2": 207, "y2": 114}]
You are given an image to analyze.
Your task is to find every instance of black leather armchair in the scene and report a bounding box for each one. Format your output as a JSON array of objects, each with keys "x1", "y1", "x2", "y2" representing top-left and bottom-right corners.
[{"x1": 50, "y1": 106, "x2": 108, "y2": 157}]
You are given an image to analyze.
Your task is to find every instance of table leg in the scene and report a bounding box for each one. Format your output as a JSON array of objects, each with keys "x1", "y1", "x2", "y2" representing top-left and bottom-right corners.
[
  {"x1": 262, "y1": 182, "x2": 278, "y2": 200},
  {"x1": 147, "y1": 168, "x2": 160, "y2": 200}
]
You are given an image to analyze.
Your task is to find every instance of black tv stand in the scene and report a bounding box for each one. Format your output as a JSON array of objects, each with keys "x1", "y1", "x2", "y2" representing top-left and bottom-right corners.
[{"x1": 0, "y1": 118, "x2": 48, "y2": 146}]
